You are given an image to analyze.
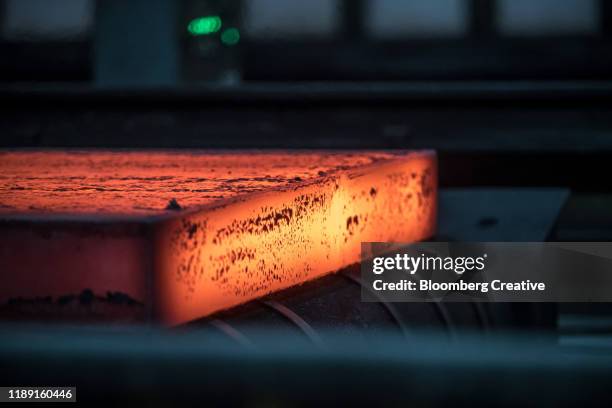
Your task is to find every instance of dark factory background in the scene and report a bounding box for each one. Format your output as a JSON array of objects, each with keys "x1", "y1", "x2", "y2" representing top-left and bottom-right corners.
[
  {"x1": 2, "y1": 0, "x2": 612, "y2": 83},
  {"x1": 2, "y1": 1, "x2": 612, "y2": 406}
]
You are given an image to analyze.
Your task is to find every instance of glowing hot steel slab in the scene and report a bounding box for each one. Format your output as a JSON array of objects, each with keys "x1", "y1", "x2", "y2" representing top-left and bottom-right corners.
[{"x1": 0, "y1": 150, "x2": 437, "y2": 325}]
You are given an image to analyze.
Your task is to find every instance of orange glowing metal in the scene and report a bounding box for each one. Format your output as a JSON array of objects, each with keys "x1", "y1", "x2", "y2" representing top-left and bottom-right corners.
[{"x1": 0, "y1": 150, "x2": 436, "y2": 325}]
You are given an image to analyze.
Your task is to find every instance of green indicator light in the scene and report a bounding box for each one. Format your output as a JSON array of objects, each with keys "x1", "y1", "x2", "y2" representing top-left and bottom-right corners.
[
  {"x1": 221, "y1": 28, "x2": 240, "y2": 45},
  {"x1": 188, "y1": 16, "x2": 222, "y2": 36}
]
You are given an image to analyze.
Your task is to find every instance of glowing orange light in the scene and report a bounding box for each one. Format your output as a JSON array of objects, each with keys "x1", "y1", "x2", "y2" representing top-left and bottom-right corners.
[{"x1": 0, "y1": 150, "x2": 436, "y2": 325}]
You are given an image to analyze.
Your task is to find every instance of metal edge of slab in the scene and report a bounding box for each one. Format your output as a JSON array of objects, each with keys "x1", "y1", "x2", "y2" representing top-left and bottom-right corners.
[{"x1": 153, "y1": 151, "x2": 437, "y2": 325}]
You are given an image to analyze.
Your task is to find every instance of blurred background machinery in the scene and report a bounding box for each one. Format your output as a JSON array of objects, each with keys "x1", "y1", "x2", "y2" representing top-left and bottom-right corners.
[{"x1": 2, "y1": 0, "x2": 612, "y2": 83}]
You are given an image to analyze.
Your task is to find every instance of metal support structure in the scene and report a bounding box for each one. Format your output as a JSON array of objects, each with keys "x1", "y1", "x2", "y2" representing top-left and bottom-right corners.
[
  {"x1": 341, "y1": 0, "x2": 365, "y2": 41},
  {"x1": 94, "y1": 0, "x2": 179, "y2": 87},
  {"x1": 602, "y1": 0, "x2": 612, "y2": 36},
  {"x1": 470, "y1": 0, "x2": 497, "y2": 37}
]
